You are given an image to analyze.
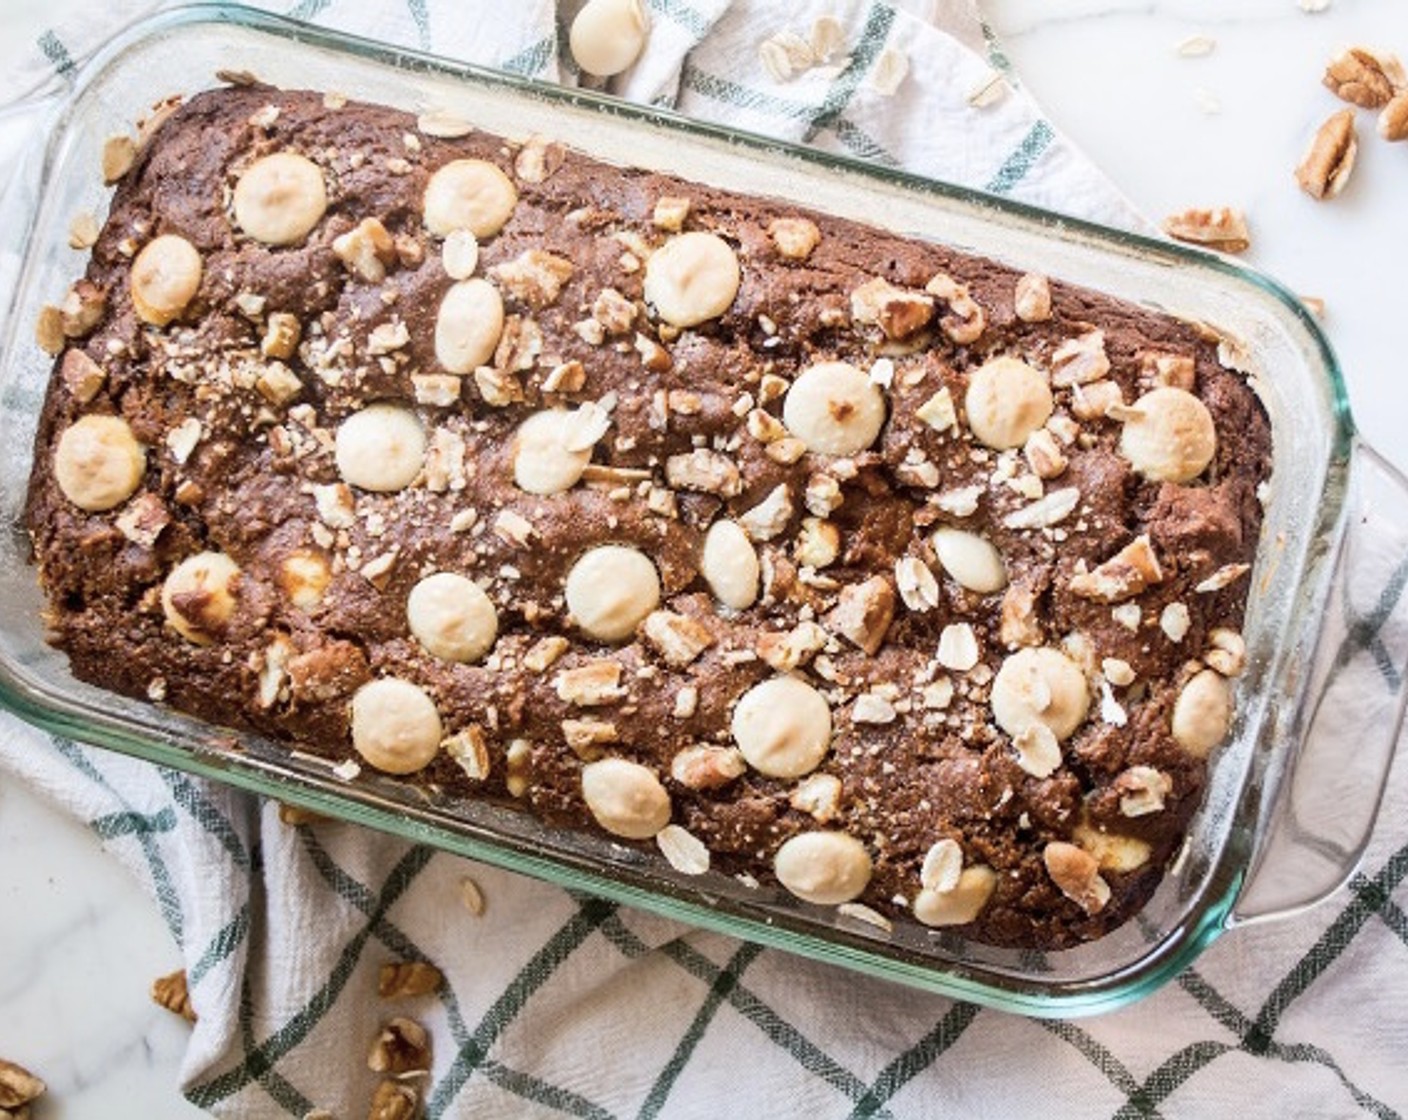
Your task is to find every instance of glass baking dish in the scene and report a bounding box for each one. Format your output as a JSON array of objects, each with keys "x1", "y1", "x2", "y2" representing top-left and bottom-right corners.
[{"x1": 1, "y1": 3, "x2": 1406, "y2": 1018}]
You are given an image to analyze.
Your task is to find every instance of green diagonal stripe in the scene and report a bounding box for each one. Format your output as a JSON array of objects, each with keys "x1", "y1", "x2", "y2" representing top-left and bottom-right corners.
[
  {"x1": 187, "y1": 904, "x2": 251, "y2": 988},
  {"x1": 186, "y1": 844, "x2": 434, "y2": 1108},
  {"x1": 36, "y1": 29, "x2": 76, "y2": 78},
  {"x1": 284, "y1": 0, "x2": 332, "y2": 19},
  {"x1": 501, "y1": 34, "x2": 557, "y2": 78},
  {"x1": 638, "y1": 941, "x2": 764, "y2": 1119},
  {"x1": 984, "y1": 120, "x2": 1054, "y2": 195},
  {"x1": 680, "y1": 64, "x2": 825, "y2": 123},
  {"x1": 426, "y1": 897, "x2": 618, "y2": 1118},
  {"x1": 406, "y1": 0, "x2": 430, "y2": 50},
  {"x1": 847, "y1": 1002, "x2": 981, "y2": 1119},
  {"x1": 478, "y1": 1058, "x2": 618, "y2": 1120},
  {"x1": 1175, "y1": 968, "x2": 1253, "y2": 1037},
  {"x1": 54, "y1": 737, "x2": 186, "y2": 943},
  {"x1": 1096, "y1": 840, "x2": 1408, "y2": 1117},
  {"x1": 160, "y1": 769, "x2": 251, "y2": 871},
  {"x1": 233, "y1": 969, "x2": 313, "y2": 1119},
  {"x1": 90, "y1": 806, "x2": 176, "y2": 840},
  {"x1": 646, "y1": 0, "x2": 713, "y2": 38},
  {"x1": 601, "y1": 916, "x2": 884, "y2": 1114},
  {"x1": 1040, "y1": 1020, "x2": 1148, "y2": 1102},
  {"x1": 802, "y1": 2, "x2": 897, "y2": 145},
  {"x1": 1336, "y1": 552, "x2": 1408, "y2": 690},
  {"x1": 833, "y1": 118, "x2": 900, "y2": 167},
  {"x1": 297, "y1": 832, "x2": 475, "y2": 1072},
  {"x1": 1248, "y1": 842, "x2": 1408, "y2": 1049}
]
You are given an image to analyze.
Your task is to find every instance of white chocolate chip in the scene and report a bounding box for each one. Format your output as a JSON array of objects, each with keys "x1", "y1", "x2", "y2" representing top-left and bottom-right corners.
[
  {"x1": 512, "y1": 409, "x2": 594, "y2": 494},
  {"x1": 581, "y1": 757, "x2": 671, "y2": 840},
  {"x1": 643, "y1": 232, "x2": 741, "y2": 328},
  {"x1": 913, "y1": 866, "x2": 997, "y2": 927},
  {"x1": 773, "y1": 831, "x2": 872, "y2": 905},
  {"x1": 406, "y1": 572, "x2": 498, "y2": 663},
  {"x1": 435, "y1": 278, "x2": 505, "y2": 373},
  {"x1": 732, "y1": 676, "x2": 832, "y2": 778},
  {"x1": 161, "y1": 551, "x2": 240, "y2": 645},
  {"x1": 565, "y1": 545, "x2": 661, "y2": 642},
  {"x1": 783, "y1": 361, "x2": 886, "y2": 456},
  {"x1": 569, "y1": 0, "x2": 651, "y2": 77},
  {"x1": 991, "y1": 647, "x2": 1091, "y2": 741},
  {"x1": 920, "y1": 838, "x2": 964, "y2": 893},
  {"x1": 1118, "y1": 387, "x2": 1217, "y2": 483},
  {"x1": 701, "y1": 519, "x2": 760, "y2": 610},
  {"x1": 335, "y1": 404, "x2": 425, "y2": 492},
  {"x1": 442, "y1": 230, "x2": 480, "y2": 280},
  {"x1": 965, "y1": 356, "x2": 1053, "y2": 450},
  {"x1": 1172, "y1": 668, "x2": 1233, "y2": 756},
  {"x1": 350, "y1": 678, "x2": 443, "y2": 775},
  {"x1": 932, "y1": 528, "x2": 1007, "y2": 594},
  {"x1": 54, "y1": 414, "x2": 145, "y2": 511},
  {"x1": 423, "y1": 159, "x2": 519, "y2": 239},
  {"x1": 131, "y1": 235, "x2": 203, "y2": 326},
  {"x1": 233, "y1": 152, "x2": 328, "y2": 246}
]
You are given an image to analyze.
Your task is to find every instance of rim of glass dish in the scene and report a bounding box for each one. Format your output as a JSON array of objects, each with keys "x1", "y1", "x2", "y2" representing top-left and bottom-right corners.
[{"x1": 0, "y1": 0, "x2": 1358, "y2": 1017}]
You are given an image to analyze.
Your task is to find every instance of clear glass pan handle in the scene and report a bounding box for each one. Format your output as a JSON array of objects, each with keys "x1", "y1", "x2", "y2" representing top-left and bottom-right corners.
[{"x1": 1232, "y1": 440, "x2": 1408, "y2": 925}]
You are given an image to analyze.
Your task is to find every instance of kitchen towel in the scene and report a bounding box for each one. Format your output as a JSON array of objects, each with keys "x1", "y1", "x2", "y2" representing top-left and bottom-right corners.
[{"x1": 2, "y1": 1, "x2": 1407, "y2": 1117}]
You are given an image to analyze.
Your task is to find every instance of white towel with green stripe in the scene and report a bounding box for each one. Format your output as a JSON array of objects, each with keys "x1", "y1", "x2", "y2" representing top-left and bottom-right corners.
[{"x1": 2, "y1": 1, "x2": 1406, "y2": 1117}]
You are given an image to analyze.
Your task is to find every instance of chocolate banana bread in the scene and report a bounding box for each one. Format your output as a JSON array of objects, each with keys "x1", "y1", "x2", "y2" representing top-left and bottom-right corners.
[{"x1": 25, "y1": 83, "x2": 1271, "y2": 949}]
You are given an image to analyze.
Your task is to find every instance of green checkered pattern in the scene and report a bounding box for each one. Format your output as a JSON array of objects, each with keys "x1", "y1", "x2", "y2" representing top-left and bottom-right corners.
[{"x1": 4, "y1": 0, "x2": 1405, "y2": 1116}]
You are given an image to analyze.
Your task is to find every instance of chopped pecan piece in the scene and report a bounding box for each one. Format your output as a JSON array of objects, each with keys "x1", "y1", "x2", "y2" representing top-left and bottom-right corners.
[
  {"x1": 1323, "y1": 47, "x2": 1403, "y2": 109},
  {"x1": 1295, "y1": 109, "x2": 1358, "y2": 200},
  {"x1": 1161, "y1": 207, "x2": 1250, "y2": 253},
  {"x1": 850, "y1": 278, "x2": 934, "y2": 340},
  {"x1": 1068, "y1": 535, "x2": 1164, "y2": 603},
  {"x1": 825, "y1": 575, "x2": 895, "y2": 655}
]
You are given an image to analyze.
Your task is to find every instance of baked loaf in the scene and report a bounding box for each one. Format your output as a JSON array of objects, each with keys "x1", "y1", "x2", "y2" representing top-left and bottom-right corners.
[{"x1": 26, "y1": 84, "x2": 1271, "y2": 949}]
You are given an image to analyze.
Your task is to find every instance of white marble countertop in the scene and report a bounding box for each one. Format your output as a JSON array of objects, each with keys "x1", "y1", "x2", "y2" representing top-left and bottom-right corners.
[{"x1": 2, "y1": 1, "x2": 1407, "y2": 1116}]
